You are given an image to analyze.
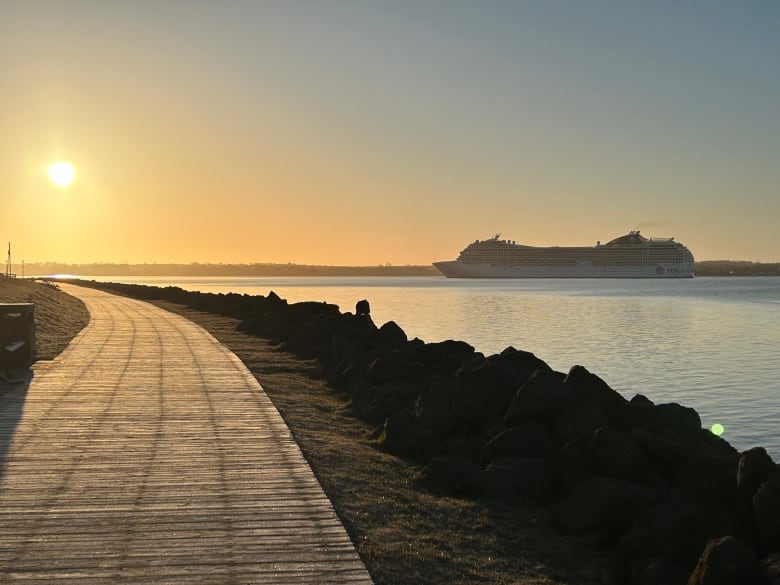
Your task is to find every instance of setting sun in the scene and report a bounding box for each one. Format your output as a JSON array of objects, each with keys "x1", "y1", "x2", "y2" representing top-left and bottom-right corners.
[{"x1": 48, "y1": 161, "x2": 76, "y2": 188}]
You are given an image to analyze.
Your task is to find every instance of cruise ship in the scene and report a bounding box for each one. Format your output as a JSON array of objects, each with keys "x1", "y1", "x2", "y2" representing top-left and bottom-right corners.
[{"x1": 433, "y1": 231, "x2": 695, "y2": 278}]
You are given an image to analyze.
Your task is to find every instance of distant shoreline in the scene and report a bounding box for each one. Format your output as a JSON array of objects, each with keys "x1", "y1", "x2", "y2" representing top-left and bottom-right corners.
[
  {"x1": 22, "y1": 263, "x2": 441, "y2": 278},
  {"x1": 14, "y1": 260, "x2": 780, "y2": 278},
  {"x1": 692, "y1": 260, "x2": 780, "y2": 276}
]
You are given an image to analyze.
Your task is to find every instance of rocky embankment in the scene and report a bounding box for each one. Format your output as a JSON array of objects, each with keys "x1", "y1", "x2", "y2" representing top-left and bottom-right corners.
[{"x1": 68, "y1": 279, "x2": 780, "y2": 585}]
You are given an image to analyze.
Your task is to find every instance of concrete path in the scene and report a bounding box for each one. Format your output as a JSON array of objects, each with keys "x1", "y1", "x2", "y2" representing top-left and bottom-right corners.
[{"x1": 0, "y1": 284, "x2": 372, "y2": 584}]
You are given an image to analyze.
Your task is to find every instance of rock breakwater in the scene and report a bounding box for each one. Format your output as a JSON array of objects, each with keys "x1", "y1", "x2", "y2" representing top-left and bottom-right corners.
[{"x1": 68, "y1": 279, "x2": 780, "y2": 585}]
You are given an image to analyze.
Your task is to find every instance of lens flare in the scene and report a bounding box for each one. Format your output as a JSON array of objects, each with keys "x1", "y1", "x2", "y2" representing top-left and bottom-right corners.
[{"x1": 710, "y1": 423, "x2": 725, "y2": 436}]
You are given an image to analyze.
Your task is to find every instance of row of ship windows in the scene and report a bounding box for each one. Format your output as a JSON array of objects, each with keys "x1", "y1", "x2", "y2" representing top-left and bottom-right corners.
[
  {"x1": 463, "y1": 251, "x2": 687, "y2": 258},
  {"x1": 462, "y1": 254, "x2": 688, "y2": 266}
]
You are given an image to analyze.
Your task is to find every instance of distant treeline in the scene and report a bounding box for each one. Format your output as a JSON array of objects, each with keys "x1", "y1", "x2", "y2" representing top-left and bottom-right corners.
[
  {"x1": 17, "y1": 260, "x2": 780, "y2": 278},
  {"x1": 695, "y1": 260, "x2": 780, "y2": 276},
  {"x1": 22, "y1": 262, "x2": 441, "y2": 277}
]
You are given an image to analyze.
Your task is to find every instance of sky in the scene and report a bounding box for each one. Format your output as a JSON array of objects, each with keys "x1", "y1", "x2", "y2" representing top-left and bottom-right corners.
[{"x1": 2, "y1": 1, "x2": 779, "y2": 265}]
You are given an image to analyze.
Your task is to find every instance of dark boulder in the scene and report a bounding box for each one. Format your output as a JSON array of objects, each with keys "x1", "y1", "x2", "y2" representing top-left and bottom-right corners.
[
  {"x1": 482, "y1": 458, "x2": 559, "y2": 505},
  {"x1": 737, "y1": 448, "x2": 776, "y2": 520},
  {"x1": 588, "y1": 426, "x2": 651, "y2": 484},
  {"x1": 414, "y1": 376, "x2": 456, "y2": 438},
  {"x1": 624, "y1": 394, "x2": 655, "y2": 410},
  {"x1": 559, "y1": 436, "x2": 595, "y2": 490},
  {"x1": 378, "y1": 320, "x2": 407, "y2": 347},
  {"x1": 306, "y1": 310, "x2": 356, "y2": 359},
  {"x1": 553, "y1": 403, "x2": 608, "y2": 446},
  {"x1": 754, "y1": 471, "x2": 780, "y2": 552},
  {"x1": 615, "y1": 393, "x2": 656, "y2": 432},
  {"x1": 629, "y1": 428, "x2": 727, "y2": 480},
  {"x1": 648, "y1": 403, "x2": 702, "y2": 437},
  {"x1": 631, "y1": 558, "x2": 689, "y2": 585},
  {"x1": 564, "y1": 365, "x2": 628, "y2": 422},
  {"x1": 327, "y1": 315, "x2": 384, "y2": 381},
  {"x1": 452, "y1": 361, "x2": 518, "y2": 430},
  {"x1": 504, "y1": 368, "x2": 572, "y2": 427},
  {"x1": 267, "y1": 290, "x2": 286, "y2": 306},
  {"x1": 687, "y1": 535, "x2": 760, "y2": 585},
  {"x1": 346, "y1": 379, "x2": 380, "y2": 418},
  {"x1": 696, "y1": 428, "x2": 739, "y2": 460},
  {"x1": 674, "y1": 457, "x2": 737, "y2": 538},
  {"x1": 629, "y1": 393, "x2": 655, "y2": 408},
  {"x1": 336, "y1": 350, "x2": 381, "y2": 393},
  {"x1": 366, "y1": 353, "x2": 400, "y2": 385},
  {"x1": 355, "y1": 299, "x2": 370, "y2": 315},
  {"x1": 328, "y1": 328, "x2": 363, "y2": 379},
  {"x1": 363, "y1": 380, "x2": 423, "y2": 423},
  {"x1": 479, "y1": 422, "x2": 553, "y2": 466},
  {"x1": 386, "y1": 359, "x2": 429, "y2": 385},
  {"x1": 617, "y1": 497, "x2": 708, "y2": 579},
  {"x1": 486, "y1": 346, "x2": 553, "y2": 387},
  {"x1": 278, "y1": 300, "x2": 343, "y2": 353},
  {"x1": 411, "y1": 339, "x2": 477, "y2": 377},
  {"x1": 554, "y1": 476, "x2": 664, "y2": 536},
  {"x1": 377, "y1": 412, "x2": 437, "y2": 460},
  {"x1": 415, "y1": 456, "x2": 483, "y2": 498},
  {"x1": 368, "y1": 354, "x2": 428, "y2": 386},
  {"x1": 455, "y1": 422, "x2": 508, "y2": 463},
  {"x1": 760, "y1": 553, "x2": 780, "y2": 584},
  {"x1": 337, "y1": 311, "x2": 380, "y2": 344}
]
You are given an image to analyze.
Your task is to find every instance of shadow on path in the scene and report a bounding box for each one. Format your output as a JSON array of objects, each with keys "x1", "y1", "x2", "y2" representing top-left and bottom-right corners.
[{"x1": 0, "y1": 368, "x2": 32, "y2": 482}]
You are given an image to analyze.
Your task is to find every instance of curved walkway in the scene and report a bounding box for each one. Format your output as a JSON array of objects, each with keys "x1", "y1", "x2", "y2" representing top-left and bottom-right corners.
[{"x1": 0, "y1": 284, "x2": 372, "y2": 584}]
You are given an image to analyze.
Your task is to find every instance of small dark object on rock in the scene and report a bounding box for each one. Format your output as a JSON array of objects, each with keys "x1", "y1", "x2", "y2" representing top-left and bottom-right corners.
[{"x1": 356, "y1": 299, "x2": 370, "y2": 315}]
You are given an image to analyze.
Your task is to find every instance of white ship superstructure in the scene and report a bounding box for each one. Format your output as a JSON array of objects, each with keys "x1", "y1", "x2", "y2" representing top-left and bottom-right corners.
[{"x1": 433, "y1": 231, "x2": 695, "y2": 278}]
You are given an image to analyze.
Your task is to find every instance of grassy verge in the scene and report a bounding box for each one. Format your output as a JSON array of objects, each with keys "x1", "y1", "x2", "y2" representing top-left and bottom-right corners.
[
  {"x1": 0, "y1": 277, "x2": 88, "y2": 362},
  {"x1": 152, "y1": 300, "x2": 608, "y2": 585}
]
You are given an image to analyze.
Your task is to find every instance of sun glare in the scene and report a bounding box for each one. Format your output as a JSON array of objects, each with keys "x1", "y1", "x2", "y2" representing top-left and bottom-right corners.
[{"x1": 48, "y1": 161, "x2": 76, "y2": 188}]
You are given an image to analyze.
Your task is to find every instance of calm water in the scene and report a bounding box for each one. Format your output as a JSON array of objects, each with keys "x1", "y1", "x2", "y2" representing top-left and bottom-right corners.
[{"x1": 81, "y1": 275, "x2": 780, "y2": 458}]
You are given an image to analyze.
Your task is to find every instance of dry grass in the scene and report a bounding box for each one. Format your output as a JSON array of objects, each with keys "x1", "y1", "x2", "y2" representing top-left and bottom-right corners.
[
  {"x1": 153, "y1": 301, "x2": 610, "y2": 585},
  {"x1": 0, "y1": 277, "x2": 88, "y2": 362}
]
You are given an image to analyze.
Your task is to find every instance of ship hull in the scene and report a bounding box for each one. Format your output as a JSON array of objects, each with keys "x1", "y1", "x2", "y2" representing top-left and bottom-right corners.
[{"x1": 433, "y1": 260, "x2": 694, "y2": 278}]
